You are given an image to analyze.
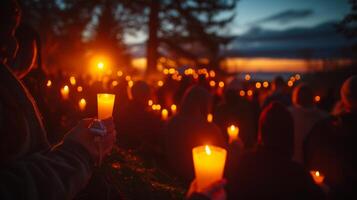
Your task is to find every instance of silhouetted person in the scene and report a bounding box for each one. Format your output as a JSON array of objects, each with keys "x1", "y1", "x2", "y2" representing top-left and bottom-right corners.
[
  {"x1": 116, "y1": 80, "x2": 164, "y2": 156},
  {"x1": 165, "y1": 86, "x2": 226, "y2": 183},
  {"x1": 214, "y1": 89, "x2": 259, "y2": 148},
  {"x1": 227, "y1": 102, "x2": 324, "y2": 200},
  {"x1": 305, "y1": 76, "x2": 357, "y2": 200},
  {"x1": 288, "y1": 83, "x2": 329, "y2": 164},
  {"x1": 0, "y1": 1, "x2": 116, "y2": 199},
  {"x1": 262, "y1": 76, "x2": 291, "y2": 108}
]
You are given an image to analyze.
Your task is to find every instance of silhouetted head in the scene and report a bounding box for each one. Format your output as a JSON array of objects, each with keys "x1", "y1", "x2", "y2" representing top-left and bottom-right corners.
[
  {"x1": 259, "y1": 102, "x2": 294, "y2": 158},
  {"x1": 225, "y1": 89, "x2": 238, "y2": 104},
  {"x1": 131, "y1": 80, "x2": 151, "y2": 105},
  {"x1": 8, "y1": 24, "x2": 38, "y2": 79},
  {"x1": 272, "y1": 76, "x2": 285, "y2": 91},
  {"x1": 0, "y1": 0, "x2": 21, "y2": 63},
  {"x1": 341, "y1": 75, "x2": 357, "y2": 112},
  {"x1": 180, "y1": 85, "x2": 211, "y2": 118},
  {"x1": 292, "y1": 83, "x2": 314, "y2": 107}
]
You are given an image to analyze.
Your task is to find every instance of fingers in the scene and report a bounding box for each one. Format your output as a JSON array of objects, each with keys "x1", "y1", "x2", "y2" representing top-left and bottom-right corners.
[
  {"x1": 101, "y1": 117, "x2": 115, "y2": 133},
  {"x1": 202, "y1": 179, "x2": 227, "y2": 196}
]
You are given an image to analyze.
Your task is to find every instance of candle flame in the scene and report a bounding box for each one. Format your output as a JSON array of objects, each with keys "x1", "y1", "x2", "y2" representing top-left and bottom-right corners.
[
  {"x1": 77, "y1": 86, "x2": 83, "y2": 92},
  {"x1": 205, "y1": 145, "x2": 211, "y2": 155},
  {"x1": 255, "y1": 82, "x2": 262, "y2": 89},
  {"x1": 207, "y1": 113, "x2": 213, "y2": 122},
  {"x1": 315, "y1": 171, "x2": 320, "y2": 177},
  {"x1": 148, "y1": 100, "x2": 153, "y2": 106},
  {"x1": 69, "y1": 76, "x2": 76, "y2": 85},
  {"x1": 97, "y1": 62, "x2": 104, "y2": 69},
  {"x1": 218, "y1": 81, "x2": 224, "y2": 88},
  {"x1": 46, "y1": 80, "x2": 52, "y2": 87}
]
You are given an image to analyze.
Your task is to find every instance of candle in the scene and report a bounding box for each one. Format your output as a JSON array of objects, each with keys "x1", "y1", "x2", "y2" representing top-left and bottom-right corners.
[
  {"x1": 97, "y1": 93, "x2": 115, "y2": 120},
  {"x1": 171, "y1": 104, "x2": 177, "y2": 115},
  {"x1": 310, "y1": 170, "x2": 324, "y2": 184},
  {"x1": 69, "y1": 76, "x2": 76, "y2": 85},
  {"x1": 148, "y1": 99, "x2": 153, "y2": 106},
  {"x1": 255, "y1": 82, "x2": 262, "y2": 89},
  {"x1": 227, "y1": 125, "x2": 239, "y2": 143},
  {"x1": 192, "y1": 145, "x2": 227, "y2": 190},
  {"x1": 207, "y1": 113, "x2": 213, "y2": 123},
  {"x1": 161, "y1": 109, "x2": 168, "y2": 120},
  {"x1": 263, "y1": 81, "x2": 269, "y2": 88},
  {"x1": 314, "y1": 95, "x2": 321, "y2": 103},
  {"x1": 77, "y1": 86, "x2": 83, "y2": 92},
  {"x1": 60, "y1": 85, "x2": 69, "y2": 100},
  {"x1": 218, "y1": 81, "x2": 224, "y2": 88},
  {"x1": 78, "y1": 98, "x2": 86, "y2": 111},
  {"x1": 46, "y1": 80, "x2": 52, "y2": 87}
]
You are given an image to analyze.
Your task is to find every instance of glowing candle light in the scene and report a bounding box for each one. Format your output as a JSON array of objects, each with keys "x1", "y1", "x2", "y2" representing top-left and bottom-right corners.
[
  {"x1": 60, "y1": 85, "x2": 69, "y2": 100},
  {"x1": 263, "y1": 81, "x2": 269, "y2": 88},
  {"x1": 245, "y1": 74, "x2": 251, "y2": 81},
  {"x1": 314, "y1": 95, "x2": 321, "y2": 103},
  {"x1": 207, "y1": 113, "x2": 213, "y2": 123},
  {"x1": 171, "y1": 104, "x2": 177, "y2": 115},
  {"x1": 310, "y1": 170, "x2": 324, "y2": 184},
  {"x1": 112, "y1": 80, "x2": 118, "y2": 87},
  {"x1": 46, "y1": 80, "x2": 52, "y2": 87},
  {"x1": 69, "y1": 76, "x2": 76, "y2": 85},
  {"x1": 157, "y1": 80, "x2": 164, "y2": 87},
  {"x1": 161, "y1": 109, "x2": 169, "y2": 120},
  {"x1": 97, "y1": 62, "x2": 104, "y2": 70},
  {"x1": 287, "y1": 80, "x2": 294, "y2": 87},
  {"x1": 77, "y1": 86, "x2": 83, "y2": 92},
  {"x1": 128, "y1": 80, "x2": 134, "y2": 88},
  {"x1": 218, "y1": 81, "x2": 224, "y2": 88},
  {"x1": 209, "y1": 80, "x2": 216, "y2": 87},
  {"x1": 117, "y1": 70, "x2": 123, "y2": 77},
  {"x1": 97, "y1": 93, "x2": 115, "y2": 120},
  {"x1": 295, "y1": 74, "x2": 301, "y2": 80},
  {"x1": 78, "y1": 98, "x2": 86, "y2": 111},
  {"x1": 125, "y1": 75, "x2": 131, "y2": 81},
  {"x1": 148, "y1": 99, "x2": 153, "y2": 106},
  {"x1": 163, "y1": 68, "x2": 169, "y2": 75},
  {"x1": 227, "y1": 125, "x2": 239, "y2": 143},
  {"x1": 209, "y1": 70, "x2": 216, "y2": 78},
  {"x1": 192, "y1": 145, "x2": 227, "y2": 191},
  {"x1": 255, "y1": 82, "x2": 262, "y2": 89},
  {"x1": 239, "y1": 90, "x2": 245, "y2": 97},
  {"x1": 247, "y1": 90, "x2": 253, "y2": 97}
]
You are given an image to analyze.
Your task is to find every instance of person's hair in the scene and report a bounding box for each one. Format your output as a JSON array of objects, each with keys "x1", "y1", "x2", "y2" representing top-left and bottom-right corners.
[
  {"x1": 258, "y1": 102, "x2": 294, "y2": 158},
  {"x1": 180, "y1": 85, "x2": 211, "y2": 117},
  {"x1": 131, "y1": 80, "x2": 150, "y2": 104},
  {"x1": 0, "y1": 0, "x2": 21, "y2": 34},
  {"x1": 292, "y1": 83, "x2": 313, "y2": 107},
  {"x1": 341, "y1": 75, "x2": 357, "y2": 112}
]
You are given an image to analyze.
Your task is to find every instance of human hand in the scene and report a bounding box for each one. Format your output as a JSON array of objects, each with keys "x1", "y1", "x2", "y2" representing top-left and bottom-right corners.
[
  {"x1": 64, "y1": 118, "x2": 116, "y2": 162},
  {"x1": 186, "y1": 179, "x2": 227, "y2": 200}
]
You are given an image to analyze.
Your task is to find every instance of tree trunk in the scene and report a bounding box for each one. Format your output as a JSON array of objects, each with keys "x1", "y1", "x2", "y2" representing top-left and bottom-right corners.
[{"x1": 146, "y1": 0, "x2": 159, "y2": 75}]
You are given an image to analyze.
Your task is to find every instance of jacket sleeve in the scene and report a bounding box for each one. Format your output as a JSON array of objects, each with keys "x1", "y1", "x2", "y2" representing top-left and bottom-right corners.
[{"x1": 0, "y1": 140, "x2": 94, "y2": 200}]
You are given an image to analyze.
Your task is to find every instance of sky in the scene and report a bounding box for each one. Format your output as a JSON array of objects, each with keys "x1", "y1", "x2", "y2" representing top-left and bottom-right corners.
[
  {"x1": 125, "y1": 0, "x2": 351, "y2": 44},
  {"x1": 232, "y1": 0, "x2": 350, "y2": 35}
]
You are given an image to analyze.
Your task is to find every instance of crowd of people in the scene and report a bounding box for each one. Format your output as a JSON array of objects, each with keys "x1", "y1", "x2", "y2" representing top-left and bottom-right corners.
[{"x1": 1, "y1": 0, "x2": 357, "y2": 200}]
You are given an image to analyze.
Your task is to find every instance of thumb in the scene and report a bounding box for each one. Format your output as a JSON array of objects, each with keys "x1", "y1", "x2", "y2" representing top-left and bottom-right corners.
[{"x1": 203, "y1": 179, "x2": 227, "y2": 196}]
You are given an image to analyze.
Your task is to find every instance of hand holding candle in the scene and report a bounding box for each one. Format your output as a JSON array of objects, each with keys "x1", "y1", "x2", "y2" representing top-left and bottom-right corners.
[
  {"x1": 227, "y1": 125, "x2": 239, "y2": 144},
  {"x1": 192, "y1": 145, "x2": 227, "y2": 191},
  {"x1": 97, "y1": 93, "x2": 115, "y2": 120}
]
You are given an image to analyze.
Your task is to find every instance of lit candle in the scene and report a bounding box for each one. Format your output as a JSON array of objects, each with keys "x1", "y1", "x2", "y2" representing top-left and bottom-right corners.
[
  {"x1": 310, "y1": 170, "x2": 324, "y2": 184},
  {"x1": 192, "y1": 145, "x2": 227, "y2": 191},
  {"x1": 97, "y1": 93, "x2": 115, "y2": 120},
  {"x1": 77, "y1": 86, "x2": 83, "y2": 92},
  {"x1": 207, "y1": 113, "x2": 213, "y2": 123},
  {"x1": 161, "y1": 109, "x2": 168, "y2": 120},
  {"x1": 171, "y1": 104, "x2": 177, "y2": 115},
  {"x1": 69, "y1": 76, "x2": 76, "y2": 85},
  {"x1": 46, "y1": 80, "x2": 52, "y2": 87},
  {"x1": 148, "y1": 99, "x2": 153, "y2": 106},
  {"x1": 78, "y1": 98, "x2": 86, "y2": 111},
  {"x1": 60, "y1": 85, "x2": 69, "y2": 100},
  {"x1": 314, "y1": 95, "x2": 321, "y2": 103},
  {"x1": 227, "y1": 125, "x2": 239, "y2": 143},
  {"x1": 255, "y1": 82, "x2": 262, "y2": 89}
]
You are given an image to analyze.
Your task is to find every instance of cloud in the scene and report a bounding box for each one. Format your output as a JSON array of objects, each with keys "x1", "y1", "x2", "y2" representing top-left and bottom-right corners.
[{"x1": 248, "y1": 9, "x2": 314, "y2": 25}]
